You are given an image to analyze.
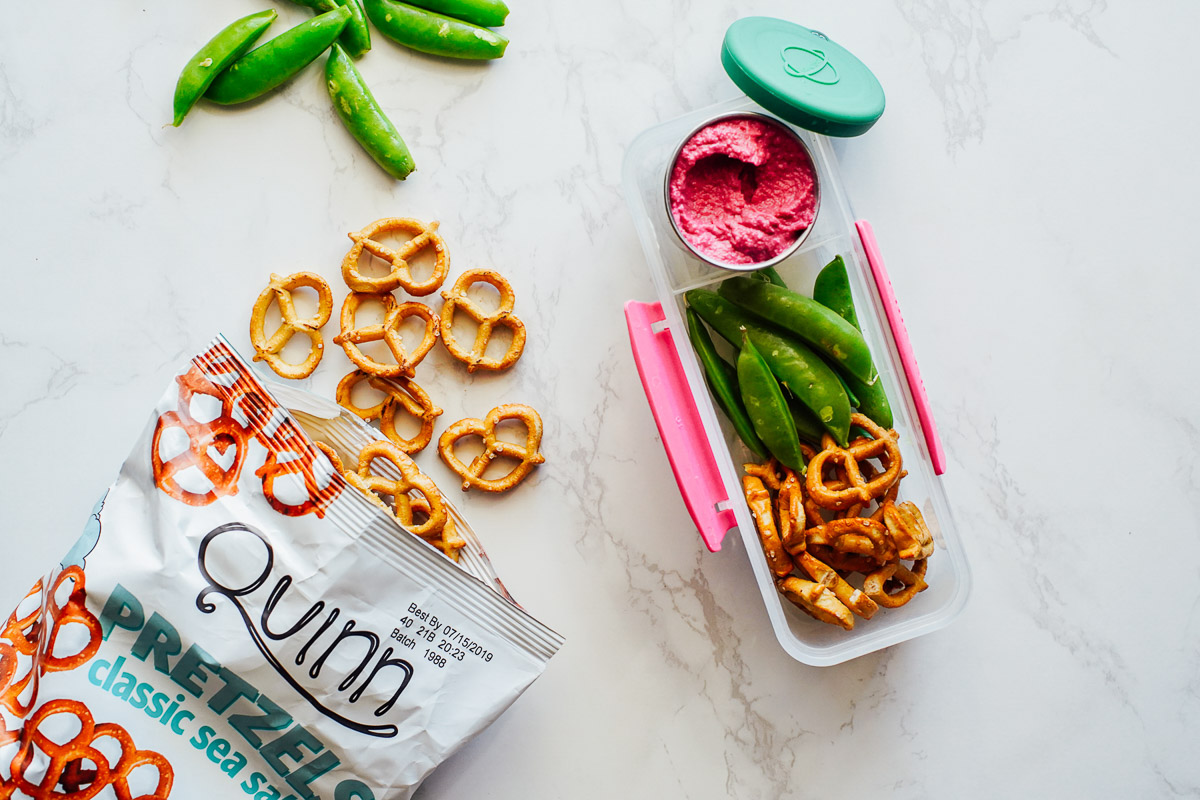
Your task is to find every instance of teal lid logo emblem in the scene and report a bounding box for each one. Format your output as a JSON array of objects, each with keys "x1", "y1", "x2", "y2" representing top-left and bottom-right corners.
[{"x1": 781, "y1": 46, "x2": 839, "y2": 85}]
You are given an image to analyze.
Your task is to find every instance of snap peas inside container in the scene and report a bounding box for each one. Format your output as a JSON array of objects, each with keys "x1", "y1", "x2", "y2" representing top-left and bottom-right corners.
[
  {"x1": 172, "y1": 10, "x2": 277, "y2": 126},
  {"x1": 812, "y1": 256, "x2": 893, "y2": 428},
  {"x1": 737, "y1": 333, "x2": 804, "y2": 472},
  {"x1": 685, "y1": 307, "x2": 765, "y2": 458},
  {"x1": 206, "y1": 5, "x2": 352, "y2": 105},
  {"x1": 326, "y1": 44, "x2": 416, "y2": 180},
  {"x1": 686, "y1": 289, "x2": 851, "y2": 446},
  {"x1": 364, "y1": 0, "x2": 508, "y2": 60},
  {"x1": 719, "y1": 276, "x2": 878, "y2": 385}
]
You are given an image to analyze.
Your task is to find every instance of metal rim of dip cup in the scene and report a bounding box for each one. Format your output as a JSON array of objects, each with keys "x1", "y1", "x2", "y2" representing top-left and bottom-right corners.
[{"x1": 664, "y1": 111, "x2": 822, "y2": 273}]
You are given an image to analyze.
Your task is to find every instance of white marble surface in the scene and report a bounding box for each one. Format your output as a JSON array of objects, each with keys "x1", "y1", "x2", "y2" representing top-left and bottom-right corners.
[{"x1": 3, "y1": 1, "x2": 1199, "y2": 797}]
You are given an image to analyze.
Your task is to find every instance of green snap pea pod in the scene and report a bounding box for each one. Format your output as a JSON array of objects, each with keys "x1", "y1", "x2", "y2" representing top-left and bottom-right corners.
[
  {"x1": 406, "y1": 0, "x2": 509, "y2": 27},
  {"x1": 364, "y1": 0, "x2": 508, "y2": 60},
  {"x1": 325, "y1": 44, "x2": 416, "y2": 179},
  {"x1": 737, "y1": 334, "x2": 804, "y2": 472},
  {"x1": 830, "y1": 366, "x2": 860, "y2": 408},
  {"x1": 758, "y1": 265, "x2": 788, "y2": 288},
  {"x1": 812, "y1": 256, "x2": 893, "y2": 428},
  {"x1": 845, "y1": 371, "x2": 891, "y2": 428},
  {"x1": 720, "y1": 276, "x2": 877, "y2": 385},
  {"x1": 786, "y1": 396, "x2": 826, "y2": 446},
  {"x1": 206, "y1": 5, "x2": 352, "y2": 105},
  {"x1": 685, "y1": 308, "x2": 765, "y2": 458},
  {"x1": 812, "y1": 255, "x2": 858, "y2": 329},
  {"x1": 172, "y1": 10, "x2": 277, "y2": 126},
  {"x1": 686, "y1": 289, "x2": 851, "y2": 446},
  {"x1": 334, "y1": 0, "x2": 372, "y2": 58},
  {"x1": 284, "y1": 0, "x2": 372, "y2": 59}
]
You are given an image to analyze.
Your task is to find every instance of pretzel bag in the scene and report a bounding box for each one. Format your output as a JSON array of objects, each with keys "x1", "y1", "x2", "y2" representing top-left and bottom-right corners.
[{"x1": 0, "y1": 337, "x2": 563, "y2": 799}]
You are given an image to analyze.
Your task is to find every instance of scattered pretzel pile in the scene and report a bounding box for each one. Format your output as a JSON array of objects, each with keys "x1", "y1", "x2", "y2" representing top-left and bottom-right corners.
[
  {"x1": 248, "y1": 217, "x2": 546, "y2": 560},
  {"x1": 743, "y1": 413, "x2": 935, "y2": 631}
]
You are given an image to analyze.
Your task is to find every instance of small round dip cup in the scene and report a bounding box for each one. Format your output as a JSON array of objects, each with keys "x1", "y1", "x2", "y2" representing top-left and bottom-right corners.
[{"x1": 665, "y1": 111, "x2": 821, "y2": 273}]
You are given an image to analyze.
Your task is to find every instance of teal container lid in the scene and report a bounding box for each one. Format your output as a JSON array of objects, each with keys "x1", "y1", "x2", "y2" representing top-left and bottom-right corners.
[{"x1": 721, "y1": 18, "x2": 885, "y2": 137}]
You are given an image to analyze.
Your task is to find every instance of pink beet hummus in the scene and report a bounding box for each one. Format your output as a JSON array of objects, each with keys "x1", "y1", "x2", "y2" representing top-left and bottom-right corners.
[{"x1": 668, "y1": 116, "x2": 817, "y2": 265}]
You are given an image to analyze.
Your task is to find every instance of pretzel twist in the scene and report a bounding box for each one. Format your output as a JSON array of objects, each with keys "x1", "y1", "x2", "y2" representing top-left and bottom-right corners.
[
  {"x1": 863, "y1": 559, "x2": 929, "y2": 608},
  {"x1": 805, "y1": 517, "x2": 898, "y2": 564},
  {"x1": 335, "y1": 371, "x2": 444, "y2": 454},
  {"x1": 356, "y1": 441, "x2": 447, "y2": 537},
  {"x1": 334, "y1": 293, "x2": 439, "y2": 378},
  {"x1": 440, "y1": 269, "x2": 526, "y2": 372},
  {"x1": 438, "y1": 404, "x2": 545, "y2": 493},
  {"x1": 805, "y1": 413, "x2": 902, "y2": 510},
  {"x1": 249, "y1": 272, "x2": 333, "y2": 379},
  {"x1": 342, "y1": 217, "x2": 449, "y2": 296}
]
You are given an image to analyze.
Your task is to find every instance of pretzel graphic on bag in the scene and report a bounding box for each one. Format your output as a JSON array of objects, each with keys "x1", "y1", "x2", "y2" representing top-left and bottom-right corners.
[
  {"x1": 1, "y1": 567, "x2": 103, "y2": 721},
  {"x1": 6, "y1": 698, "x2": 174, "y2": 800},
  {"x1": 255, "y1": 419, "x2": 341, "y2": 518},
  {"x1": 341, "y1": 217, "x2": 450, "y2": 296},
  {"x1": 151, "y1": 365, "x2": 248, "y2": 507}
]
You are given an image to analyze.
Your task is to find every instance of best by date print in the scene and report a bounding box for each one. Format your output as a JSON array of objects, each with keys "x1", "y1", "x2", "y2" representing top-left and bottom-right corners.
[{"x1": 392, "y1": 602, "x2": 495, "y2": 668}]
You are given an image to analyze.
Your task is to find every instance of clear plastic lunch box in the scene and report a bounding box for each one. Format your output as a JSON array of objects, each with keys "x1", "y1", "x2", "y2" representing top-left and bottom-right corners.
[{"x1": 621, "y1": 88, "x2": 972, "y2": 665}]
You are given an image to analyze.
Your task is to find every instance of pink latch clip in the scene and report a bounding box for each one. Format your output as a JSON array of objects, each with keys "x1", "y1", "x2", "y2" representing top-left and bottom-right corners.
[{"x1": 624, "y1": 301, "x2": 737, "y2": 552}]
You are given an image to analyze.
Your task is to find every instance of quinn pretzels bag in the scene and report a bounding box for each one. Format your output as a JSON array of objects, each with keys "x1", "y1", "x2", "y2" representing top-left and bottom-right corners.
[{"x1": 0, "y1": 337, "x2": 563, "y2": 799}]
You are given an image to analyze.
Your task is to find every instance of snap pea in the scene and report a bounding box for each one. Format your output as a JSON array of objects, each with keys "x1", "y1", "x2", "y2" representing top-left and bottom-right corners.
[
  {"x1": 685, "y1": 308, "x2": 765, "y2": 458},
  {"x1": 172, "y1": 10, "x2": 277, "y2": 126},
  {"x1": 326, "y1": 44, "x2": 416, "y2": 179},
  {"x1": 285, "y1": 0, "x2": 372, "y2": 59},
  {"x1": 335, "y1": 0, "x2": 372, "y2": 58},
  {"x1": 752, "y1": 265, "x2": 787, "y2": 288},
  {"x1": 812, "y1": 255, "x2": 858, "y2": 330},
  {"x1": 720, "y1": 276, "x2": 877, "y2": 385},
  {"x1": 206, "y1": 5, "x2": 352, "y2": 105},
  {"x1": 407, "y1": 0, "x2": 509, "y2": 27},
  {"x1": 812, "y1": 256, "x2": 893, "y2": 428},
  {"x1": 737, "y1": 334, "x2": 804, "y2": 472},
  {"x1": 786, "y1": 395, "x2": 826, "y2": 446},
  {"x1": 830, "y1": 367, "x2": 860, "y2": 408},
  {"x1": 686, "y1": 289, "x2": 851, "y2": 446},
  {"x1": 364, "y1": 0, "x2": 508, "y2": 60}
]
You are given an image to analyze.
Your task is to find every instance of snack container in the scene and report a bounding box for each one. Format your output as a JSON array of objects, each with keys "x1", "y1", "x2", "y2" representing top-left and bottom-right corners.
[{"x1": 621, "y1": 23, "x2": 971, "y2": 666}]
